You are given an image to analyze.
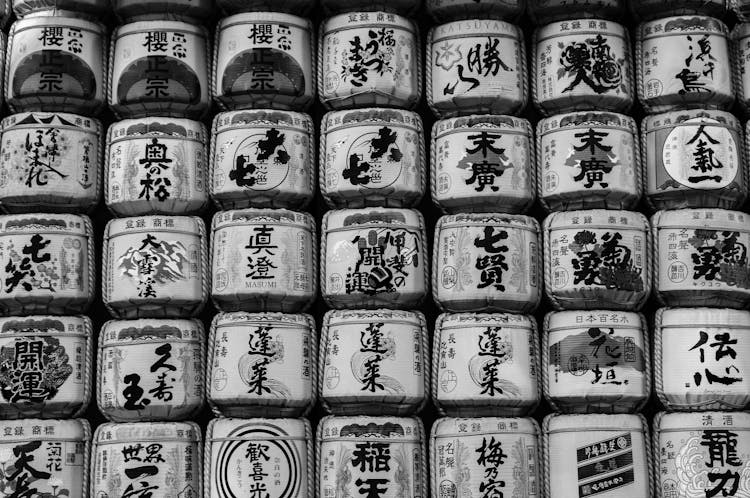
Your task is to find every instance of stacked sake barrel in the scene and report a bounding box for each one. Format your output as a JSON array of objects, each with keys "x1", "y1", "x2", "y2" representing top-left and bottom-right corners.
[
  {"x1": 527, "y1": 0, "x2": 656, "y2": 496},
  {"x1": 423, "y1": 1, "x2": 546, "y2": 497},
  {"x1": 90, "y1": 0, "x2": 212, "y2": 496},
  {"x1": 639, "y1": 0, "x2": 750, "y2": 495},
  {"x1": 0, "y1": 0, "x2": 112, "y2": 495},
  {"x1": 315, "y1": 0, "x2": 431, "y2": 495},
  {"x1": 203, "y1": 0, "x2": 319, "y2": 496}
]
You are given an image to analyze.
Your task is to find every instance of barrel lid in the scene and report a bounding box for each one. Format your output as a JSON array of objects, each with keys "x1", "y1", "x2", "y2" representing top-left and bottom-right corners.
[
  {"x1": 100, "y1": 318, "x2": 203, "y2": 347},
  {"x1": 95, "y1": 421, "x2": 201, "y2": 443},
  {"x1": 642, "y1": 109, "x2": 740, "y2": 132},
  {"x1": 432, "y1": 417, "x2": 538, "y2": 437},
  {"x1": 429, "y1": 18, "x2": 520, "y2": 42},
  {"x1": 436, "y1": 213, "x2": 540, "y2": 232},
  {"x1": 0, "y1": 315, "x2": 90, "y2": 336},
  {"x1": 323, "y1": 208, "x2": 423, "y2": 231},
  {"x1": 537, "y1": 111, "x2": 635, "y2": 135},
  {"x1": 437, "y1": 312, "x2": 535, "y2": 330},
  {"x1": 323, "y1": 11, "x2": 414, "y2": 33},
  {"x1": 656, "y1": 307, "x2": 750, "y2": 329},
  {"x1": 324, "y1": 309, "x2": 424, "y2": 327},
  {"x1": 0, "y1": 214, "x2": 91, "y2": 235},
  {"x1": 212, "y1": 312, "x2": 314, "y2": 329},
  {"x1": 639, "y1": 15, "x2": 729, "y2": 38},
  {"x1": 652, "y1": 208, "x2": 750, "y2": 231},
  {"x1": 114, "y1": 19, "x2": 206, "y2": 37},
  {"x1": 656, "y1": 410, "x2": 750, "y2": 431},
  {"x1": 213, "y1": 110, "x2": 312, "y2": 132},
  {"x1": 322, "y1": 108, "x2": 422, "y2": 134},
  {"x1": 0, "y1": 419, "x2": 89, "y2": 443},
  {"x1": 545, "y1": 310, "x2": 645, "y2": 331},
  {"x1": 106, "y1": 215, "x2": 204, "y2": 236},
  {"x1": 219, "y1": 11, "x2": 311, "y2": 31},
  {"x1": 545, "y1": 413, "x2": 645, "y2": 433},
  {"x1": 211, "y1": 208, "x2": 314, "y2": 232},
  {"x1": 208, "y1": 417, "x2": 308, "y2": 440},
  {"x1": 536, "y1": 18, "x2": 626, "y2": 41},
  {"x1": 319, "y1": 415, "x2": 423, "y2": 442},
  {"x1": 544, "y1": 210, "x2": 649, "y2": 231}
]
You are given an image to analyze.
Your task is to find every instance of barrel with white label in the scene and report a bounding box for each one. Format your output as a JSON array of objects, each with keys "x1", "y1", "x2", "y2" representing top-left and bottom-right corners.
[
  {"x1": 0, "y1": 315, "x2": 91, "y2": 419},
  {"x1": 103, "y1": 215, "x2": 208, "y2": 318},
  {"x1": 655, "y1": 307, "x2": 750, "y2": 411},
  {"x1": 6, "y1": 12, "x2": 106, "y2": 115},
  {"x1": 210, "y1": 110, "x2": 314, "y2": 210},
  {"x1": 732, "y1": 23, "x2": 750, "y2": 115},
  {"x1": 0, "y1": 418, "x2": 89, "y2": 498},
  {"x1": 637, "y1": 16, "x2": 733, "y2": 113},
  {"x1": 0, "y1": 213, "x2": 94, "y2": 315},
  {"x1": 214, "y1": 13, "x2": 314, "y2": 111},
  {"x1": 432, "y1": 115, "x2": 535, "y2": 214},
  {"x1": 543, "y1": 311, "x2": 650, "y2": 414},
  {"x1": 322, "y1": 208, "x2": 428, "y2": 309},
  {"x1": 0, "y1": 112, "x2": 102, "y2": 213},
  {"x1": 321, "y1": 108, "x2": 425, "y2": 208},
  {"x1": 206, "y1": 417, "x2": 312, "y2": 498},
  {"x1": 427, "y1": 0, "x2": 525, "y2": 22},
  {"x1": 211, "y1": 209, "x2": 316, "y2": 313},
  {"x1": 430, "y1": 417, "x2": 541, "y2": 498},
  {"x1": 642, "y1": 110, "x2": 746, "y2": 210},
  {"x1": 317, "y1": 415, "x2": 426, "y2": 498},
  {"x1": 652, "y1": 209, "x2": 750, "y2": 308},
  {"x1": 543, "y1": 413, "x2": 652, "y2": 498},
  {"x1": 112, "y1": 0, "x2": 212, "y2": 22},
  {"x1": 433, "y1": 213, "x2": 542, "y2": 313},
  {"x1": 632, "y1": 0, "x2": 727, "y2": 20},
  {"x1": 533, "y1": 20, "x2": 634, "y2": 115},
  {"x1": 654, "y1": 411, "x2": 750, "y2": 498},
  {"x1": 537, "y1": 112, "x2": 640, "y2": 212},
  {"x1": 320, "y1": 12, "x2": 420, "y2": 110},
  {"x1": 433, "y1": 313, "x2": 540, "y2": 417},
  {"x1": 544, "y1": 210, "x2": 651, "y2": 311},
  {"x1": 428, "y1": 19, "x2": 526, "y2": 117},
  {"x1": 208, "y1": 312, "x2": 316, "y2": 417},
  {"x1": 91, "y1": 422, "x2": 201, "y2": 498},
  {"x1": 105, "y1": 117, "x2": 208, "y2": 216},
  {"x1": 98, "y1": 319, "x2": 204, "y2": 422},
  {"x1": 13, "y1": 0, "x2": 107, "y2": 17},
  {"x1": 110, "y1": 20, "x2": 209, "y2": 119},
  {"x1": 320, "y1": 309, "x2": 428, "y2": 415},
  {"x1": 528, "y1": 0, "x2": 626, "y2": 23}
]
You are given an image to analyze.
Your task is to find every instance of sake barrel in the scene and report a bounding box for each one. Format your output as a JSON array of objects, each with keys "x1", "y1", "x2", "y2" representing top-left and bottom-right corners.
[
  {"x1": 320, "y1": 12, "x2": 421, "y2": 110},
  {"x1": 6, "y1": 11, "x2": 106, "y2": 114},
  {"x1": 205, "y1": 417, "x2": 313, "y2": 498},
  {"x1": 432, "y1": 115, "x2": 535, "y2": 214},
  {"x1": 91, "y1": 422, "x2": 201, "y2": 498},
  {"x1": 433, "y1": 213, "x2": 542, "y2": 313},
  {"x1": 543, "y1": 413, "x2": 652, "y2": 498},
  {"x1": 544, "y1": 210, "x2": 651, "y2": 311},
  {"x1": 543, "y1": 310, "x2": 650, "y2": 413},
  {"x1": 636, "y1": 16, "x2": 733, "y2": 113},
  {"x1": 528, "y1": 0, "x2": 625, "y2": 23},
  {"x1": 317, "y1": 415, "x2": 427, "y2": 498},
  {"x1": 533, "y1": 19, "x2": 634, "y2": 115},
  {"x1": 652, "y1": 208, "x2": 750, "y2": 308},
  {"x1": 320, "y1": 309, "x2": 428, "y2": 415},
  {"x1": 655, "y1": 307, "x2": 750, "y2": 411},
  {"x1": 321, "y1": 208, "x2": 428, "y2": 309},
  {"x1": 213, "y1": 12, "x2": 315, "y2": 111},
  {"x1": 430, "y1": 417, "x2": 541, "y2": 498},
  {"x1": 207, "y1": 312, "x2": 316, "y2": 418},
  {"x1": 105, "y1": 117, "x2": 208, "y2": 216},
  {"x1": 103, "y1": 215, "x2": 208, "y2": 318},
  {"x1": 631, "y1": 0, "x2": 727, "y2": 20},
  {"x1": 426, "y1": 0, "x2": 525, "y2": 22},
  {"x1": 109, "y1": 20, "x2": 210, "y2": 119},
  {"x1": 432, "y1": 312, "x2": 541, "y2": 417},
  {"x1": 321, "y1": 108, "x2": 426, "y2": 208},
  {"x1": 731, "y1": 23, "x2": 750, "y2": 114},
  {"x1": 0, "y1": 112, "x2": 102, "y2": 213},
  {"x1": 13, "y1": 0, "x2": 107, "y2": 18},
  {"x1": 427, "y1": 19, "x2": 526, "y2": 117},
  {"x1": 211, "y1": 209, "x2": 316, "y2": 313},
  {"x1": 0, "y1": 213, "x2": 94, "y2": 315},
  {"x1": 210, "y1": 110, "x2": 314, "y2": 210},
  {"x1": 537, "y1": 111, "x2": 640, "y2": 212},
  {"x1": 642, "y1": 109, "x2": 746, "y2": 210},
  {"x1": 97, "y1": 319, "x2": 204, "y2": 422},
  {"x1": 654, "y1": 411, "x2": 750, "y2": 498},
  {"x1": 0, "y1": 315, "x2": 91, "y2": 419},
  {"x1": 0, "y1": 419, "x2": 90, "y2": 498},
  {"x1": 112, "y1": 0, "x2": 212, "y2": 22}
]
